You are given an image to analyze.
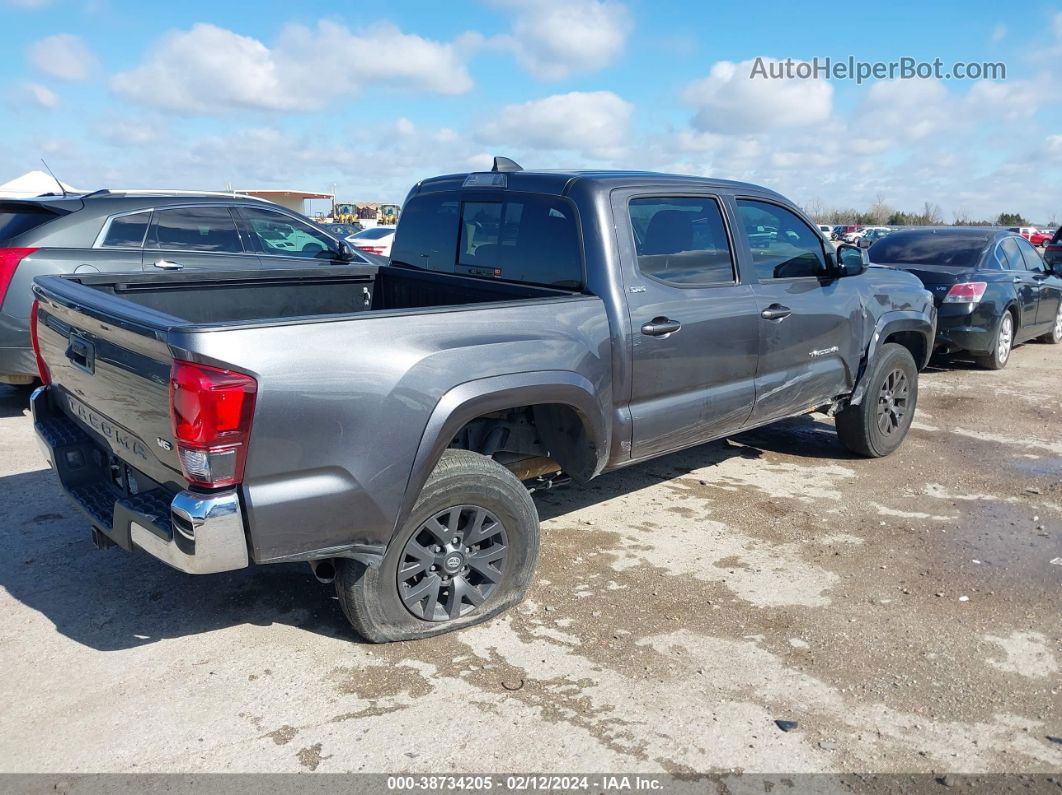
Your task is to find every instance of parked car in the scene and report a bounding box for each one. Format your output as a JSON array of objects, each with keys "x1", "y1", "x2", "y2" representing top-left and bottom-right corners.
[
  {"x1": 831, "y1": 225, "x2": 846, "y2": 241},
  {"x1": 29, "y1": 162, "x2": 935, "y2": 641},
  {"x1": 858, "y1": 227, "x2": 892, "y2": 247},
  {"x1": 842, "y1": 225, "x2": 865, "y2": 243},
  {"x1": 1043, "y1": 226, "x2": 1062, "y2": 268},
  {"x1": 321, "y1": 222, "x2": 363, "y2": 238},
  {"x1": 348, "y1": 225, "x2": 396, "y2": 257},
  {"x1": 817, "y1": 224, "x2": 833, "y2": 238},
  {"x1": 868, "y1": 227, "x2": 1062, "y2": 368},
  {"x1": 1008, "y1": 226, "x2": 1052, "y2": 247},
  {"x1": 0, "y1": 190, "x2": 374, "y2": 384}
]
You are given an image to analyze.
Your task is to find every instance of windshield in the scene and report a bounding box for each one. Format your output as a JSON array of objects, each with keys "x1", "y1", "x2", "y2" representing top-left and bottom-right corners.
[{"x1": 868, "y1": 231, "x2": 989, "y2": 267}]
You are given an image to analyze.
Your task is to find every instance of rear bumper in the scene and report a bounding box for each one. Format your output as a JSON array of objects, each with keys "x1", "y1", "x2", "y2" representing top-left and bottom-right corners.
[
  {"x1": 0, "y1": 310, "x2": 35, "y2": 380},
  {"x1": 31, "y1": 385, "x2": 250, "y2": 574},
  {"x1": 933, "y1": 304, "x2": 996, "y2": 356}
]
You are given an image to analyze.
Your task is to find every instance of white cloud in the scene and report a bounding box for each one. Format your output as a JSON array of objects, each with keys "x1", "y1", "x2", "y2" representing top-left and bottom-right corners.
[
  {"x1": 683, "y1": 58, "x2": 833, "y2": 134},
  {"x1": 27, "y1": 33, "x2": 97, "y2": 81},
  {"x1": 855, "y1": 78, "x2": 953, "y2": 141},
  {"x1": 112, "y1": 21, "x2": 476, "y2": 114},
  {"x1": 477, "y1": 91, "x2": 633, "y2": 160},
  {"x1": 492, "y1": 0, "x2": 631, "y2": 80},
  {"x1": 990, "y1": 23, "x2": 1007, "y2": 43},
  {"x1": 23, "y1": 82, "x2": 59, "y2": 109}
]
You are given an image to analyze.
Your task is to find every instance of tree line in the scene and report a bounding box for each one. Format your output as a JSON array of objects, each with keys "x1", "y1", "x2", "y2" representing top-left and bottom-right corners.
[{"x1": 802, "y1": 196, "x2": 1050, "y2": 228}]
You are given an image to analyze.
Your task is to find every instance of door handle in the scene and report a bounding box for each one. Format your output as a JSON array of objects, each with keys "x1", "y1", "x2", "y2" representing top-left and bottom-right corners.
[
  {"x1": 641, "y1": 317, "x2": 681, "y2": 336},
  {"x1": 1012, "y1": 276, "x2": 1023, "y2": 283},
  {"x1": 761, "y1": 304, "x2": 792, "y2": 320},
  {"x1": 153, "y1": 259, "x2": 184, "y2": 270}
]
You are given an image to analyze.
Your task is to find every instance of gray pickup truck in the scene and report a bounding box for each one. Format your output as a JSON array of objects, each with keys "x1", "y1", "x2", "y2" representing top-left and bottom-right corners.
[{"x1": 30, "y1": 163, "x2": 936, "y2": 642}]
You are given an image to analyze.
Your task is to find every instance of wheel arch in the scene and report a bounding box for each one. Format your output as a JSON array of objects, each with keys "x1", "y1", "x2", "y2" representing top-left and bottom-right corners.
[
  {"x1": 850, "y1": 311, "x2": 934, "y2": 406},
  {"x1": 395, "y1": 371, "x2": 609, "y2": 540}
]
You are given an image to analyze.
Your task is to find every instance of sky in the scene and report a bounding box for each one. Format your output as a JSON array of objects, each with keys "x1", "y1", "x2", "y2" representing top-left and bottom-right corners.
[{"x1": 2, "y1": 0, "x2": 1060, "y2": 222}]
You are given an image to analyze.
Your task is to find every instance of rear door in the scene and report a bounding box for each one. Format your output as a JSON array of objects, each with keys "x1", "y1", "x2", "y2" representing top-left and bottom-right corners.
[
  {"x1": 733, "y1": 198, "x2": 861, "y2": 426},
  {"x1": 614, "y1": 191, "x2": 760, "y2": 459},
  {"x1": 1015, "y1": 236, "x2": 1059, "y2": 327},
  {"x1": 144, "y1": 205, "x2": 262, "y2": 272},
  {"x1": 998, "y1": 236, "x2": 1039, "y2": 330}
]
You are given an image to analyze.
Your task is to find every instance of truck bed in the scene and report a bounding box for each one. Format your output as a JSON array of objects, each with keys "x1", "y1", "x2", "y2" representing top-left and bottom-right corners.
[{"x1": 61, "y1": 265, "x2": 575, "y2": 327}]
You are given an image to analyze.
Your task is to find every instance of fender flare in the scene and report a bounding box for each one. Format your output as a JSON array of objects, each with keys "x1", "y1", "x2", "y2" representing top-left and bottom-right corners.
[
  {"x1": 393, "y1": 370, "x2": 609, "y2": 540},
  {"x1": 850, "y1": 310, "x2": 935, "y2": 405}
]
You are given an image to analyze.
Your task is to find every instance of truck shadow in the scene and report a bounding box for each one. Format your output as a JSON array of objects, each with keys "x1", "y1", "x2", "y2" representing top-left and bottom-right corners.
[
  {"x1": 0, "y1": 469, "x2": 357, "y2": 651},
  {"x1": 0, "y1": 415, "x2": 848, "y2": 652},
  {"x1": 0, "y1": 384, "x2": 32, "y2": 419}
]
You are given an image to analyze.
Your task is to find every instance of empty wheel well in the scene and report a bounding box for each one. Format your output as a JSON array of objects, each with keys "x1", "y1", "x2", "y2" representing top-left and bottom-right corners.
[
  {"x1": 448, "y1": 403, "x2": 598, "y2": 481},
  {"x1": 882, "y1": 330, "x2": 927, "y2": 370}
]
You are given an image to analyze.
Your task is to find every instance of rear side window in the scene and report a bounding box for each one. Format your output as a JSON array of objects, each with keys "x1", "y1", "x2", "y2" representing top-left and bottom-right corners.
[
  {"x1": 456, "y1": 195, "x2": 582, "y2": 289},
  {"x1": 628, "y1": 197, "x2": 735, "y2": 286},
  {"x1": 1015, "y1": 236, "x2": 1046, "y2": 272},
  {"x1": 736, "y1": 199, "x2": 825, "y2": 280},
  {"x1": 148, "y1": 207, "x2": 243, "y2": 253},
  {"x1": 999, "y1": 237, "x2": 1025, "y2": 270},
  {"x1": 352, "y1": 227, "x2": 394, "y2": 241},
  {"x1": 390, "y1": 192, "x2": 460, "y2": 272},
  {"x1": 101, "y1": 211, "x2": 150, "y2": 248},
  {"x1": 0, "y1": 207, "x2": 57, "y2": 241}
]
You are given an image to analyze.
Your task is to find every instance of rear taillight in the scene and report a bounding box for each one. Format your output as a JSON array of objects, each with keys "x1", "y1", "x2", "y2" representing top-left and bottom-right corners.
[
  {"x1": 357, "y1": 244, "x2": 386, "y2": 255},
  {"x1": 169, "y1": 360, "x2": 257, "y2": 489},
  {"x1": 0, "y1": 247, "x2": 38, "y2": 307},
  {"x1": 29, "y1": 298, "x2": 51, "y2": 384},
  {"x1": 943, "y1": 282, "x2": 988, "y2": 303}
]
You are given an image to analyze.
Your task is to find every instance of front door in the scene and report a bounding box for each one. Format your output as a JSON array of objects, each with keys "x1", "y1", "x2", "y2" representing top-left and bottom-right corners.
[
  {"x1": 732, "y1": 198, "x2": 861, "y2": 426},
  {"x1": 617, "y1": 193, "x2": 760, "y2": 460},
  {"x1": 999, "y1": 236, "x2": 1039, "y2": 331},
  {"x1": 1014, "y1": 236, "x2": 1059, "y2": 328}
]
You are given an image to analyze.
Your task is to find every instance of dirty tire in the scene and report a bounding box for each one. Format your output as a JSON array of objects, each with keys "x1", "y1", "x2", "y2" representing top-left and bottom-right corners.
[
  {"x1": 334, "y1": 450, "x2": 539, "y2": 643},
  {"x1": 836, "y1": 342, "x2": 918, "y2": 458},
  {"x1": 1037, "y1": 302, "x2": 1062, "y2": 344},
  {"x1": 974, "y1": 310, "x2": 1015, "y2": 370}
]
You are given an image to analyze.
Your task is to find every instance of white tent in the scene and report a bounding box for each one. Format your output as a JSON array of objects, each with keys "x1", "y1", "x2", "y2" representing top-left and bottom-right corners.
[{"x1": 0, "y1": 170, "x2": 82, "y2": 198}]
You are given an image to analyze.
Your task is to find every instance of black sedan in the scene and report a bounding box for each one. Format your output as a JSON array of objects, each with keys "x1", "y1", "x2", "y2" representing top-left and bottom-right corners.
[{"x1": 868, "y1": 227, "x2": 1062, "y2": 369}]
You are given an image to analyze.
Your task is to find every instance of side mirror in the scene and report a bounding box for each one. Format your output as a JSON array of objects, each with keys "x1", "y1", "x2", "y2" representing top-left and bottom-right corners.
[
  {"x1": 835, "y1": 243, "x2": 868, "y2": 277},
  {"x1": 336, "y1": 241, "x2": 354, "y2": 262}
]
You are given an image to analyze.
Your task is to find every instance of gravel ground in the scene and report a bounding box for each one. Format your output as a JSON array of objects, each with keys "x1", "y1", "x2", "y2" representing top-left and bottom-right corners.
[{"x1": 0, "y1": 342, "x2": 1059, "y2": 776}]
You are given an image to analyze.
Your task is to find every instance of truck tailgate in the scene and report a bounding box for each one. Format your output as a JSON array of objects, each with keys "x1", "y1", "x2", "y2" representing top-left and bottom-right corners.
[{"x1": 33, "y1": 288, "x2": 185, "y2": 490}]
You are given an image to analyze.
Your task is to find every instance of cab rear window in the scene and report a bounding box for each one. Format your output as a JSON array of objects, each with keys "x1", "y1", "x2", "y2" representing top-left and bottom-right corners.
[{"x1": 392, "y1": 191, "x2": 583, "y2": 290}]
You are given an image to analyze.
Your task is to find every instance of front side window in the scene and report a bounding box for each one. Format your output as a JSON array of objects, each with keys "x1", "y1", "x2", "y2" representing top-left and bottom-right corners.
[
  {"x1": 147, "y1": 207, "x2": 243, "y2": 253},
  {"x1": 240, "y1": 206, "x2": 339, "y2": 259},
  {"x1": 1015, "y1": 236, "x2": 1046, "y2": 272},
  {"x1": 735, "y1": 199, "x2": 825, "y2": 280},
  {"x1": 628, "y1": 197, "x2": 735, "y2": 286},
  {"x1": 456, "y1": 195, "x2": 582, "y2": 289},
  {"x1": 101, "y1": 211, "x2": 150, "y2": 248}
]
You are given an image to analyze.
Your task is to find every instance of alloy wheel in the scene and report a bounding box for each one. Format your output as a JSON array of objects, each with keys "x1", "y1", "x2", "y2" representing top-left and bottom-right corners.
[
  {"x1": 398, "y1": 505, "x2": 508, "y2": 622},
  {"x1": 1054, "y1": 304, "x2": 1062, "y2": 342},
  {"x1": 876, "y1": 368, "x2": 910, "y2": 436},
  {"x1": 998, "y1": 314, "x2": 1014, "y2": 363}
]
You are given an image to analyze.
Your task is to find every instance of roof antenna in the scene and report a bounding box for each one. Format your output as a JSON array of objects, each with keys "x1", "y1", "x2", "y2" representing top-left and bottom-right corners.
[
  {"x1": 491, "y1": 156, "x2": 523, "y2": 173},
  {"x1": 40, "y1": 158, "x2": 68, "y2": 197}
]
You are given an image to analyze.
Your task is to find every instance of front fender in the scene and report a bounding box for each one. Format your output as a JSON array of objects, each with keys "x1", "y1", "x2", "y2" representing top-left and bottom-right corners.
[
  {"x1": 850, "y1": 309, "x2": 936, "y2": 405},
  {"x1": 394, "y1": 370, "x2": 610, "y2": 541}
]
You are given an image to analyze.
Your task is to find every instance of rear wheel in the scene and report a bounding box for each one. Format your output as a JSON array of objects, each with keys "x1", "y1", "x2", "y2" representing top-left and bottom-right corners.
[
  {"x1": 975, "y1": 311, "x2": 1015, "y2": 369},
  {"x1": 1037, "y1": 302, "x2": 1062, "y2": 344},
  {"x1": 334, "y1": 450, "x2": 539, "y2": 642},
  {"x1": 836, "y1": 342, "x2": 918, "y2": 458}
]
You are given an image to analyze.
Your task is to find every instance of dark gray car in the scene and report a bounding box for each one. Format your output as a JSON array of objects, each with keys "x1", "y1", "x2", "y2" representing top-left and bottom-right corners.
[
  {"x1": 30, "y1": 163, "x2": 936, "y2": 642},
  {"x1": 0, "y1": 191, "x2": 371, "y2": 383}
]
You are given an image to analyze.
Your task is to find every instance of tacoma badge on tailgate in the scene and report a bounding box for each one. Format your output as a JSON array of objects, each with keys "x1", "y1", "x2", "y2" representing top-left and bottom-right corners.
[{"x1": 65, "y1": 393, "x2": 150, "y2": 462}]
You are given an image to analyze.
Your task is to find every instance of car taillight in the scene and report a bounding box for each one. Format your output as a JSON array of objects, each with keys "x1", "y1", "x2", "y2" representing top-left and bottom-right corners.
[
  {"x1": 0, "y1": 247, "x2": 38, "y2": 307},
  {"x1": 29, "y1": 298, "x2": 51, "y2": 384},
  {"x1": 169, "y1": 360, "x2": 257, "y2": 489},
  {"x1": 943, "y1": 282, "x2": 988, "y2": 303}
]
